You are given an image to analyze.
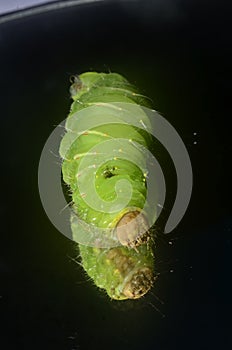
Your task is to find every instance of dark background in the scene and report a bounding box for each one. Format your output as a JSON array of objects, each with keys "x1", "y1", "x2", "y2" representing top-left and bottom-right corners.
[{"x1": 0, "y1": 0, "x2": 231, "y2": 349}]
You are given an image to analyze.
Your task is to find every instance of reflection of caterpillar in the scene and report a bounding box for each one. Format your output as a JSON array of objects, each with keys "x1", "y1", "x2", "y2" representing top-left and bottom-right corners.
[{"x1": 59, "y1": 72, "x2": 155, "y2": 299}]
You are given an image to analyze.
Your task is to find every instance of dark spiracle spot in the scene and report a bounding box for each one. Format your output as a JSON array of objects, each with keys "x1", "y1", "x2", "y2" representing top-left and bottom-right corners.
[{"x1": 103, "y1": 166, "x2": 116, "y2": 179}]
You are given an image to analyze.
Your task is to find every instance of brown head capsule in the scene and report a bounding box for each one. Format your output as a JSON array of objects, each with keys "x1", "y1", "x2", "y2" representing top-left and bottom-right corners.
[
  {"x1": 105, "y1": 247, "x2": 155, "y2": 300},
  {"x1": 115, "y1": 210, "x2": 151, "y2": 249},
  {"x1": 122, "y1": 267, "x2": 154, "y2": 299},
  {"x1": 69, "y1": 75, "x2": 84, "y2": 97}
]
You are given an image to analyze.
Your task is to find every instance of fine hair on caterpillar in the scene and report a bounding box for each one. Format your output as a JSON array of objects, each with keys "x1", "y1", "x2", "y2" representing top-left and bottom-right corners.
[
  {"x1": 37, "y1": 70, "x2": 194, "y2": 301},
  {"x1": 69, "y1": 239, "x2": 166, "y2": 316},
  {"x1": 59, "y1": 71, "x2": 159, "y2": 300},
  {"x1": 37, "y1": 65, "x2": 193, "y2": 303}
]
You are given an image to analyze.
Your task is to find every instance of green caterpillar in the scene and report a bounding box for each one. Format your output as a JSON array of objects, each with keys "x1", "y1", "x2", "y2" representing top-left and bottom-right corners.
[{"x1": 59, "y1": 72, "x2": 156, "y2": 300}]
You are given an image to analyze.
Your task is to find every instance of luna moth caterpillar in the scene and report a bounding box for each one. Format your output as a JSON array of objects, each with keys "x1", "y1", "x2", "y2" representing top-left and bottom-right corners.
[{"x1": 59, "y1": 72, "x2": 157, "y2": 300}]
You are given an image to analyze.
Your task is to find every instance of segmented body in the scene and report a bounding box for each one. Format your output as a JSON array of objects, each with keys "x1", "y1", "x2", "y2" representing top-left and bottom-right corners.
[{"x1": 59, "y1": 72, "x2": 155, "y2": 299}]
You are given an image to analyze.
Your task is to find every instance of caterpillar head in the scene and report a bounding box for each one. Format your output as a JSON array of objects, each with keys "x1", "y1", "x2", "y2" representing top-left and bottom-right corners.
[
  {"x1": 122, "y1": 267, "x2": 154, "y2": 299},
  {"x1": 115, "y1": 211, "x2": 151, "y2": 249},
  {"x1": 69, "y1": 75, "x2": 83, "y2": 96},
  {"x1": 69, "y1": 71, "x2": 130, "y2": 101},
  {"x1": 105, "y1": 247, "x2": 154, "y2": 300}
]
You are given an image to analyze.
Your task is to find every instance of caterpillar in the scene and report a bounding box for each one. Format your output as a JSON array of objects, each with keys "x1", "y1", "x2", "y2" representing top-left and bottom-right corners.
[{"x1": 59, "y1": 72, "x2": 157, "y2": 300}]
